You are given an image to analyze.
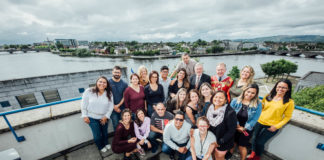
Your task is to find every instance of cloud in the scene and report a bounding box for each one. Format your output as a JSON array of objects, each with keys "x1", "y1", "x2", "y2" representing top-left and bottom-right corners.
[{"x1": 0, "y1": 0, "x2": 323, "y2": 44}]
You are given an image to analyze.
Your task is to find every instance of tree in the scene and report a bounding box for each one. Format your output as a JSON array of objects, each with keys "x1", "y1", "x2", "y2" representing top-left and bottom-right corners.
[
  {"x1": 227, "y1": 66, "x2": 240, "y2": 81},
  {"x1": 261, "y1": 59, "x2": 298, "y2": 82},
  {"x1": 56, "y1": 42, "x2": 64, "y2": 49}
]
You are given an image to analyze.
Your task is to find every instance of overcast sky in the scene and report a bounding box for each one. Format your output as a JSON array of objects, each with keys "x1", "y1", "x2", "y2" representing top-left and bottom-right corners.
[{"x1": 0, "y1": 0, "x2": 323, "y2": 44}]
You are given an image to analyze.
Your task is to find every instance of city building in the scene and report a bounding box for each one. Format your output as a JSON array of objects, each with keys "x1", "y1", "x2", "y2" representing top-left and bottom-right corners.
[{"x1": 54, "y1": 39, "x2": 78, "y2": 48}]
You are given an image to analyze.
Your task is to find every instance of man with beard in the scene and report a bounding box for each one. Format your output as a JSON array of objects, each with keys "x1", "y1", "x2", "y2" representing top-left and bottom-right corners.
[{"x1": 109, "y1": 66, "x2": 129, "y2": 131}]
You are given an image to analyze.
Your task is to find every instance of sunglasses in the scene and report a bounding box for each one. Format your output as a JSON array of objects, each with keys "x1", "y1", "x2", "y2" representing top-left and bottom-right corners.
[{"x1": 175, "y1": 118, "x2": 184, "y2": 122}]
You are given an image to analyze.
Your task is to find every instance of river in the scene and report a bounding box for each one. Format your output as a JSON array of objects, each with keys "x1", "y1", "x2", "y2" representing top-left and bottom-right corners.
[{"x1": 0, "y1": 52, "x2": 323, "y2": 81}]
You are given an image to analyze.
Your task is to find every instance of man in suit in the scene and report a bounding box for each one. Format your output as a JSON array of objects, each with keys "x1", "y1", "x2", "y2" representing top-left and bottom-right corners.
[{"x1": 189, "y1": 63, "x2": 211, "y2": 90}]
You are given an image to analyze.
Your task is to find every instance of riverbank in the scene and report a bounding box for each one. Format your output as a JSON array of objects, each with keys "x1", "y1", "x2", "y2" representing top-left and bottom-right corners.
[{"x1": 57, "y1": 50, "x2": 258, "y2": 59}]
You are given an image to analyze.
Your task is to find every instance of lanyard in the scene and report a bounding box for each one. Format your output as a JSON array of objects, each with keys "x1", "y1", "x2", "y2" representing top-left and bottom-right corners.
[{"x1": 199, "y1": 132, "x2": 208, "y2": 156}]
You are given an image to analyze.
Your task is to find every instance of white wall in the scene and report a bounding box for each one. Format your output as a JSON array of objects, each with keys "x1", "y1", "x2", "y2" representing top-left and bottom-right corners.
[
  {"x1": 266, "y1": 124, "x2": 324, "y2": 160},
  {"x1": 0, "y1": 114, "x2": 112, "y2": 160}
]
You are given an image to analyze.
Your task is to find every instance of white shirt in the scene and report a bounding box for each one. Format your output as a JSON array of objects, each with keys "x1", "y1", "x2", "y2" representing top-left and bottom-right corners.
[
  {"x1": 81, "y1": 88, "x2": 114, "y2": 119},
  {"x1": 159, "y1": 77, "x2": 171, "y2": 102},
  {"x1": 193, "y1": 129, "x2": 216, "y2": 160}
]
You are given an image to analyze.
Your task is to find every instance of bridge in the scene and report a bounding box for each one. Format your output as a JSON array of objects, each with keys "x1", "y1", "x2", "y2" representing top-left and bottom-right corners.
[
  {"x1": 258, "y1": 50, "x2": 324, "y2": 58},
  {"x1": 0, "y1": 48, "x2": 51, "y2": 54}
]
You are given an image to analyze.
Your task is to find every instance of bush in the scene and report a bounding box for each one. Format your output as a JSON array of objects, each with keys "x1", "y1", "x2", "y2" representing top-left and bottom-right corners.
[
  {"x1": 292, "y1": 85, "x2": 324, "y2": 112},
  {"x1": 227, "y1": 66, "x2": 240, "y2": 81}
]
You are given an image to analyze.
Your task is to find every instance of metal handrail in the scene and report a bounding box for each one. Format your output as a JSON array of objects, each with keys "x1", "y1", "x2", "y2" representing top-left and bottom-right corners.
[
  {"x1": 1, "y1": 96, "x2": 323, "y2": 142},
  {"x1": 0, "y1": 97, "x2": 81, "y2": 142}
]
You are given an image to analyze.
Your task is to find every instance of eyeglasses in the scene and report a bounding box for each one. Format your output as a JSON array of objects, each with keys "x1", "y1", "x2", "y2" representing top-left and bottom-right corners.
[
  {"x1": 175, "y1": 118, "x2": 184, "y2": 122},
  {"x1": 277, "y1": 86, "x2": 288, "y2": 90},
  {"x1": 198, "y1": 125, "x2": 209, "y2": 128}
]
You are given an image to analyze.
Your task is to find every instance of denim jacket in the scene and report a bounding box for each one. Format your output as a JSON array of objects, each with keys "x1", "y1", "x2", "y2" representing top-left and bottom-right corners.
[{"x1": 230, "y1": 98, "x2": 262, "y2": 131}]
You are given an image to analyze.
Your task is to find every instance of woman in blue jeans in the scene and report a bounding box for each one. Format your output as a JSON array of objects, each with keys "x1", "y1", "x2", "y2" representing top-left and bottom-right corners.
[{"x1": 81, "y1": 76, "x2": 114, "y2": 153}]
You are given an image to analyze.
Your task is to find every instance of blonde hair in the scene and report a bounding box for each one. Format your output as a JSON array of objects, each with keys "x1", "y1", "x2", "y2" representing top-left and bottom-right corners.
[
  {"x1": 137, "y1": 65, "x2": 149, "y2": 83},
  {"x1": 240, "y1": 65, "x2": 255, "y2": 87}
]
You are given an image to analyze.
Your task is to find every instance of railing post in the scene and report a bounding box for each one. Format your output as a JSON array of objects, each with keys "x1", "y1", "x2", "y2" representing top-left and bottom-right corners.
[{"x1": 2, "y1": 115, "x2": 25, "y2": 142}]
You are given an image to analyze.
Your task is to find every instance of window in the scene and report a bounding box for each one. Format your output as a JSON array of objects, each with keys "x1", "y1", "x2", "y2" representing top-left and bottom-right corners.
[
  {"x1": 89, "y1": 84, "x2": 96, "y2": 88},
  {"x1": 0, "y1": 101, "x2": 11, "y2": 108},
  {"x1": 16, "y1": 93, "x2": 38, "y2": 108},
  {"x1": 42, "y1": 90, "x2": 61, "y2": 103},
  {"x1": 79, "y1": 88, "x2": 85, "y2": 93}
]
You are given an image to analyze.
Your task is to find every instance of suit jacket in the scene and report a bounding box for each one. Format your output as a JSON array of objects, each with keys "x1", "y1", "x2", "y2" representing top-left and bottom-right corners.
[{"x1": 189, "y1": 73, "x2": 211, "y2": 90}]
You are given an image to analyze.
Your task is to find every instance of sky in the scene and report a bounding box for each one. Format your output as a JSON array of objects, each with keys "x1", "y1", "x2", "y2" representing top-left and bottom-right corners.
[{"x1": 0, "y1": 0, "x2": 324, "y2": 44}]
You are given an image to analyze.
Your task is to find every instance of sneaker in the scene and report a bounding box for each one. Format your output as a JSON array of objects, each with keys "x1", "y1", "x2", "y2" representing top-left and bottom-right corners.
[
  {"x1": 100, "y1": 147, "x2": 107, "y2": 153},
  {"x1": 105, "y1": 144, "x2": 111, "y2": 150},
  {"x1": 138, "y1": 148, "x2": 146, "y2": 156},
  {"x1": 247, "y1": 151, "x2": 256, "y2": 160}
]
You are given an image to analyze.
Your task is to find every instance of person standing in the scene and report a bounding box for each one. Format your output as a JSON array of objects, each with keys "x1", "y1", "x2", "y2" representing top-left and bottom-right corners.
[
  {"x1": 189, "y1": 63, "x2": 211, "y2": 90},
  {"x1": 230, "y1": 84, "x2": 262, "y2": 160},
  {"x1": 229, "y1": 65, "x2": 255, "y2": 99},
  {"x1": 169, "y1": 68, "x2": 190, "y2": 99},
  {"x1": 138, "y1": 65, "x2": 149, "y2": 87},
  {"x1": 109, "y1": 66, "x2": 128, "y2": 131},
  {"x1": 159, "y1": 66, "x2": 171, "y2": 103},
  {"x1": 145, "y1": 71, "x2": 164, "y2": 117},
  {"x1": 206, "y1": 91, "x2": 237, "y2": 160},
  {"x1": 211, "y1": 63, "x2": 233, "y2": 102},
  {"x1": 170, "y1": 53, "x2": 197, "y2": 79},
  {"x1": 248, "y1": 79, "x2": 294, "y2": 160},
  {"x1": 81, "y1": 76, "x2": 114, "y2": 153},
  {"x1": 162, "y1": 111, "x2": 192, "y2": 160},
  {"x1": 124, "y1": 73, "x2": 146, "y2": 116}
]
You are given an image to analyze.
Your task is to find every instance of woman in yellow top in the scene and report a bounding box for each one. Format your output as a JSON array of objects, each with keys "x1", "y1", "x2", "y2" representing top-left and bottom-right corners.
[{"x1": 248, "y1": 79, "x2": 294, "y2": 160}]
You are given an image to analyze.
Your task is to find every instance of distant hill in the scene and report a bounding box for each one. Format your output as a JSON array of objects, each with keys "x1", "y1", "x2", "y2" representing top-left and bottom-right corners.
[{"x1": 234, "y1": 35, "x2": 324, "y2": 42}]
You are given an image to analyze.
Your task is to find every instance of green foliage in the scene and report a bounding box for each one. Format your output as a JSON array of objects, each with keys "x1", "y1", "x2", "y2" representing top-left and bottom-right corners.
[
  {"x1": 194, "y1": 39, "x2": 208, "y2": 46},
  {"x1": 132, "y1": 50, "x2": 160, "y2": 56},
  {"x1": 206, "y1": 45, "x2": 224, "y2": 53},
  {"x1": 227, "y1": 66, "x2": 240, "y2": 81},
  {"x1": 250, "y1": 46, "x2": 257, "y2": 50},
  {"x1": 56, "y1": 42, "x2": 64, "y2": 49},
  {"x1": 260, "y1": 59, "x2": 298, "y2": 82},
  {"x1": 59, "y1": 48, "x2": 75, "y2": 52},
  {"x1": 241, "y1": 48, "x2": 249, "y2": 51},
  {"x1": 72, "y1": 49, "x2": 92, "y2": 57},
  {"x1": 292, "y1": 85, "x2": 324, "y2": 112}
]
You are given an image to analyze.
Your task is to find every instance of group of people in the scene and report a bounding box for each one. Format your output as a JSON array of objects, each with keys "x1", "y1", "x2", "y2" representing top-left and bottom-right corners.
[{"x1": 81, "y1": 53, "x2": 295, "y2": 160}]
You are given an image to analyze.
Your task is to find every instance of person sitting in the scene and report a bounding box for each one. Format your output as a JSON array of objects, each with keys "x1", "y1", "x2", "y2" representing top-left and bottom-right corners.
[
  {"x1": 169, "y1": 68, "x2": 190, "y2": 99},
  {"x1": 112, "y1": 109, "x2": 139, "y2": 160},
  {"x1": 134, "y1": 109, "x2": 152, "y2": 156},
  {"x1": 189, "y1": 63, "x2": 211, "y2": 90},
  {"x1": 148, "y1": 103, "x2": 174, "y2": 153},
  {"x1": 229, "y1": 84, "x2": 262, "y2": 160},
  {"x1": 248, "y1": 79, "x2": 294, "y2": 160},
  {"x1": 189, "y1": 116, "x2": 216, "y2": 160},
  {"x1": 166, "y1": 88, "x2": 188, "y2": 114},
  {"x1": 162, "y1": 111, "x2": 192, "y2": 160}
]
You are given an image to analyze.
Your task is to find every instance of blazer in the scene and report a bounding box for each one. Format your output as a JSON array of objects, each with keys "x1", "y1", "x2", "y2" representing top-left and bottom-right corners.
[{"x1": 189, "y1": 73, "x2": 211, "y2": 90}]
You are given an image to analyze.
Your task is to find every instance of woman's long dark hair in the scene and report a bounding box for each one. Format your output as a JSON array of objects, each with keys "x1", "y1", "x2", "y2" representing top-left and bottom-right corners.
[
  {"x1": 178, "y1": 68, "x2": 190, "y2": 89},
  {"x1": 134, "y1": 108, "x2": 146, "y2": 127},
  {"x1": 266, "y1": 79, "x2": 292, "y2": 104},
  {"x1": 92, "y1": 76, "x2": 112, "y2": 101}
]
